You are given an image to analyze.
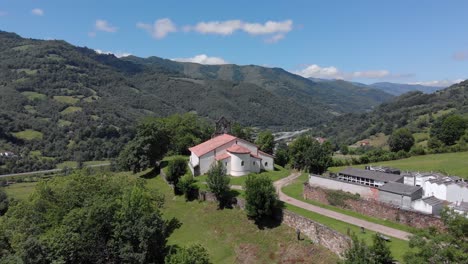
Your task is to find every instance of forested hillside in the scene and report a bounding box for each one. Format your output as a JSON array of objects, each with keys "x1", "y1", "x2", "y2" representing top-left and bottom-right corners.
[
  {"x1": 313, "y1": 80, "x2": 468, "y2": 144},
  {"x1": 125, "y1": 56, "x2": 394, "y2": 113},
  {"x1": 0, "y1": 30, "x2": 394, "y2": 173}
]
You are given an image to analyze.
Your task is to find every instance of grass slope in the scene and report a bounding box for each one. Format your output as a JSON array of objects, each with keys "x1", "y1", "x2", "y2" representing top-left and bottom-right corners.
[
  {"x1": 13, "y1": 129, "x2": 43, "y2": 140},
  {"x1": 330, "y1": 151, "x2": 468, "y2": 179},
  {"x1": 2, "y1": 170, "x2": 339, "y2": 263}
]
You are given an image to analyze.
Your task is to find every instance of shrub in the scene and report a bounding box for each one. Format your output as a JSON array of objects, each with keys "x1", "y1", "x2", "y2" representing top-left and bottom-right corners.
[
  {"x1": 244, "y1": 175, "x2": 278, "y2": 221},
  {"x1": 166, "y1": 157, "x2": 187, "y2": 186},
  {"x1": 206, "y1": 162, "x2": 230, "y2": 208},
  {"x1": 177, "y1": 174, "x2": 199, "y2": 201}
]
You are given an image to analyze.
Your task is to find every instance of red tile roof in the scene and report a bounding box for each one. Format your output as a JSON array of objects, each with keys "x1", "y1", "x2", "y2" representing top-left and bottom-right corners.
[
  {"x1": 258, "y1": 150, "x2": 274, "y2": 158},
  {"x1": 215, "y1": 152, "x2": 231, "y2": 161},
  {"x1": 227, "y1": 144, "x2": 251, "y2": 154},
  {"x1": 189, "y1": 134, "x2": 237, "y2": 157},
  {"x1": 250, "y1": 153, "x2": 261, "y2": 159}
]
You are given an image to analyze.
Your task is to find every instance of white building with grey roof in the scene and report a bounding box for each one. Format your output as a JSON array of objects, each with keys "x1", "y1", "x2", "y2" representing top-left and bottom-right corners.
[
  {"x1": 378, "y1": 182, "x2": 423, "y2": 209},
  {"x1": 337, "y1": 167, "x2": 404, "y2": 187}
]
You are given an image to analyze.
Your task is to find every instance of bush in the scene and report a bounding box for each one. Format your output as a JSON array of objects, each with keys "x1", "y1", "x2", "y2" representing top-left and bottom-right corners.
[
  {"x1": 177, "y1": 174, "x2": 199, "y2": 201},
  {"x1": 325, "y1": 189, "x2": 359, "y2": 207},
  {"x1": 245, "y1": 175, "x2": 278, "y2": 221},
  {"x1": 166, "y1": 157, "x2": 188, "y2": 186},
  {"x1": 410, "y1": 145, "x2": 426, "y2": 156},
  {"x1": 166, "y1": 244, "x2": 211, "y2": 264},
  {"x1": 206, "y1": 162, "x2": 230, "y2": 208}
]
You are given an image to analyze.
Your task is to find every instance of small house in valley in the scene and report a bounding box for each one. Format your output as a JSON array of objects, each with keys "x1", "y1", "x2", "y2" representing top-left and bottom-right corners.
[{"x1": 188, "y1": 134, "x2": 274, "y2": 177}]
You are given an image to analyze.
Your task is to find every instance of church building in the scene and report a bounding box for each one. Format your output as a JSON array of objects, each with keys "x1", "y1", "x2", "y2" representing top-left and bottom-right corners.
[{"x1": 188, "y1": 133, "x2": 274, "y2": 176}]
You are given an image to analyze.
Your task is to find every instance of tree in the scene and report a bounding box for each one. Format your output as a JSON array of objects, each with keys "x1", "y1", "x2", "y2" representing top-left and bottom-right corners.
[
  {"x1": 370, "y1": 234, "x2": 393, "y2": 264},
  {"x1": 165, "y1": 244, "x2": 211, "y2": 264},
  {"x1": 177, "y1": 174, "x2": 199, "y2": 201},
  {"x1": 255, "y1": 130, "x2": 275, "y2": 154},
  {"x1": 0, "y1": 172, "x2": 180, "y2": 263},
  {"x1": 431, "y1": 114, "x2": 467, "y2": 146},
  {"x1": 340, "y1": 143, "x2": 349, "y2": 155},
  {"x1": 157, "y1": 114, "x2": 213, "y2": 155},
  {"x1": 274, "y1": 142, "x2": 289, "y2": 167},
  {"x1": 388, "y1": 128, "x2": 415, "y2": 152},
  {"x1": 231, "y1": 123, "x2": 253, "y2": 142},
  {"x1": 404, "y1": 208, "x2": 468, "y2": 264},
  {"x1": 289, "y1": 135, "x2": 332, "y2": 174},
  {"x1": 344, "y1": 234, "x2": 372, "y2": 264},
  {"x1": 206, "y1": 162, "x2": 230, "y2": 208},
  {"x1": 0, "y1": 189, "x2": 8, "y2": 215},
  {"x1": 344, "y1": 233, "x2": 393, "y2": 264},
  {"x1": 118, "y1": 120, "x2": 169, "y2": 173},
  {"x1": 244, "y1": 175, "x2": 278, "y2": 221},
  {"x1": 166, "y1": 157, "x2": 188, "y2": 187}
]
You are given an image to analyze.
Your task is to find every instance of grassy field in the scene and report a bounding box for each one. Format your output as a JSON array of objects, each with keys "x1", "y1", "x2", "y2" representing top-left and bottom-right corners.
[
  {"x1": 3, "y1": 182, "x2": 37, "y2": 200},
  {"x1": 285, "y1": 204, "x2": 410, "y2": 262},
  {"x1": 21, "y1": 91, "x2": 46, "y2": 101},
  {"x1": 3, "y1": 170, "x2": 339, "y2": 263},
  {"x1": 60, "y1": 106, "x2": 82, "y2": 115},
  {"x1": 145, "y1": 174, "x2": 339, "y2": 263},
  {"x1": 56, "y1": 160, "x2": 110, "y2": 169},
  {"x1": 53, "y1": 96, "x2": 80, "y2": 105},
  {"x1": 282, "y1": 173, "x2": 416, "y2": 233},
  {"x1": 196, "y1": 164, "x2": 290, "y2": 188},
  {"x1": 13, "y1": 129, "x2": 43, "y2": 140},
  {"x1": 330, "y1": 151, "x2": 468, "y2": 178}
]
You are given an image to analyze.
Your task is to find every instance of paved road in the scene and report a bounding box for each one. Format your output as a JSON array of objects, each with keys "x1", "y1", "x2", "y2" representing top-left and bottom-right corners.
[
  {"x1": 274, "y1": 172, "x2": 412, "y2": 241},
  {"x1": 0, "y1": 163, "x2": 110, "y2": 178}
]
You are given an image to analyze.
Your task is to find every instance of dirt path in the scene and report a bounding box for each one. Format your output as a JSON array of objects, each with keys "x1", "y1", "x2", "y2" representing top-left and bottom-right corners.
[{"x1": 274, "y1": 172, "x2": 412, "y2": 241}]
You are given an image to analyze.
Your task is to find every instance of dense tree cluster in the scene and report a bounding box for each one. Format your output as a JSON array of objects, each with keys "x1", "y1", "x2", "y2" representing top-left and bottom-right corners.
[
  {"x1": 388, "y1": 128, "x2": 415, "y2": 152},
  {"x1": 255, "y1": 130, "x2": 275, "y2": 154},
  {"x1": 344, "y1": 233, "x2": 393, "y2": 264},
  {"x1": 404, "y1": 208, "x2": 468, "y2": 263},
  {"x1": 118, "y1": 114, "x2": 211, "y2": 173},
  {"x1": 0, "y1": 172, "x2": 183, "y2": 263},
  {"x1": 244, "y1": 174, "x2": 278, "y2": 222},
  {"x1": 289, "y1": 135, "x2": 333, "y2": 174}
]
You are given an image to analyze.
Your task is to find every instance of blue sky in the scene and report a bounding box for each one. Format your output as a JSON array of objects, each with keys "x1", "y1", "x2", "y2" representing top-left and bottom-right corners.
[{"x1": 1, "y1": 0, "x2": 467, "y2": 86}]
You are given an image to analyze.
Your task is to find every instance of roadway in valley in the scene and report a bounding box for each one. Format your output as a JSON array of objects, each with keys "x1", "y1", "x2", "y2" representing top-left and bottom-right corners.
[
  {"x1": 0, "y1": 163, "x2": 110, "y2": 178},
  {"x1": 274, "y1": 173, "x2": 412, "y2": 241}
]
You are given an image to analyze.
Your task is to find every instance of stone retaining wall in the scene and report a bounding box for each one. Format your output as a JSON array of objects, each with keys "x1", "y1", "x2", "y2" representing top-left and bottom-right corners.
[
  {"x1": 280, "y1": 210, "x2": 351, "y2": 258},
  {"x1": 304, "y1": 183, "x2": 445, "y2": 230}
]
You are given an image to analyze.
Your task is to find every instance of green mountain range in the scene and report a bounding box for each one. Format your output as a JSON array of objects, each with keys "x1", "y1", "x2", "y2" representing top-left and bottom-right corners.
[
  {"x1": 0, "y1": 30, "x2": 394, "y2": 173},
  {"x1": 313, "y1": 80, "x2": 468, "y2": 144}
]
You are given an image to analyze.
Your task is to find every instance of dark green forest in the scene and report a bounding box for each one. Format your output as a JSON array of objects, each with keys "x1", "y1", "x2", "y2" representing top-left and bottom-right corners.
[
  {"x1": 0, "y1": 31, "x2": 395, "y2": 174},
  {"x1": 312, "y1": 81, "x2": 468, "y2": 145}
]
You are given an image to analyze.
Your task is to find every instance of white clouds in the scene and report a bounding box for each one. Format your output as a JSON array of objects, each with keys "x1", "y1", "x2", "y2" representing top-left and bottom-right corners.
[
  {"x1": 294, "y1": 64, "x2": 396, "y2": 80},
  {"x1": 95, "y1": 49, "x2": 131, "y2": 58},
  {"x1": 191, "y1": 20, "x2": 242, "y2": 35},
  {"x1": 171, "y1": 54, "x2": 228, "y2": 65},
  {"x1": 138, "y1": 18, "x2": 293, "y2": 42},
  {"x1": 31, "y1": 8, "x2": 44, "y2": 16},
  {"x1": 409, "y1": 79, "x2": 464, "y2": 87},
  {"x1": 95, "y1": 19, "x2": 118, "y2": 32},
  {"x1": 295, "y1": 64, "x2": 341, "y2": 79},
  {"x1": 350, "y1": 70, "x2": 390, "y2": 79},
  {"x1": 264, "y1": 33, "x2": 285, "y2": 43},
  {"x1": 137, "y1": 18, "x2": 177, "y2": 39},
  {"x1": 242, "y1": 20, "x2": 293, "y2": 35}
]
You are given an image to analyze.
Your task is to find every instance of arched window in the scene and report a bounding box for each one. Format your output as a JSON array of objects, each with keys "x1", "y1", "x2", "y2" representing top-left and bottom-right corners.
[
  {"x1": 265, "y1": 162, "x2": 268, "y2": 167},
  {"x1": 253, "y1": 161, "x2": 255, "y2": 165},
  {"x1": 241, "y1": 161, "x2": 244, "y2": 166}
]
